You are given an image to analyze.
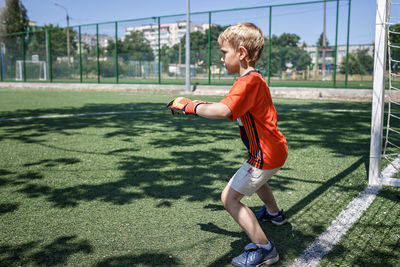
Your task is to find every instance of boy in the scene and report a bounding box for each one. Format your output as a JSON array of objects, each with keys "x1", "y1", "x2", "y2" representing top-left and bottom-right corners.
[{"x1": 167, "y1": 22, "x2": 288, "y2": 266}]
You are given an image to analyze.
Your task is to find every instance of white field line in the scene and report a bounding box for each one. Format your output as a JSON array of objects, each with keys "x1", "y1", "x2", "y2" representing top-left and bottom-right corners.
[
  {"x1": 0, "y1": 108, "x2": 368, "y2": 123},
  {"x1": 290, "y1": 157, "x2": 400, "y2": 267}
]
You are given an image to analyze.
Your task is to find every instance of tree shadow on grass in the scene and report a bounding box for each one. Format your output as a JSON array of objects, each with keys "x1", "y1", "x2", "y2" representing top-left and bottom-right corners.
[
  {"x1": 0, "y1": 203, "x2": 19, "y2": 215},
  {"x1": 15, "y1": 150, "x2": 238, "y2": 208},
  {"x1": 0, "y1": 100, "x2": 373, "y2": 209},
  {"x1": 95, "y1": 253, "x2": 179, "y2": 267},
  {"x1": 0, "y1": 235, "x2": 93, "y2": 266},
  {"x1": 0, "y1": 99, "x2": 377, "y2": 265}
]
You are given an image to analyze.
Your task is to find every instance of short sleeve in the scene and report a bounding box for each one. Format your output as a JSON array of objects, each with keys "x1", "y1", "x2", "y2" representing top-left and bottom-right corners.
[{"x1": 220, "y1": 78, "x2": 259, "y2": 121}]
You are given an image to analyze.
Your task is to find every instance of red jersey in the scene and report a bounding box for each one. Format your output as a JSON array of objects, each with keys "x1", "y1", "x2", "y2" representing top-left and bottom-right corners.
[{"x1": 220, "y1": 70, "x2": 288, "y2": 169}]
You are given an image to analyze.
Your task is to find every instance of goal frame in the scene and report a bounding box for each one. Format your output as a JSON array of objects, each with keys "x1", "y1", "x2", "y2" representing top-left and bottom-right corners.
[
  {"x1": 369, "y1": 0, "x2": 400, "y2": 187},
  {"x1": 15, "y1": 60, "x2": 47, "y2": 81}
]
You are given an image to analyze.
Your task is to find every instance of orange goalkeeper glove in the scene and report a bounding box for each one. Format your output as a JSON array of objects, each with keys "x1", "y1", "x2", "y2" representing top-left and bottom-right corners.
[{"x1": 166, "y1": 97, "x2": 206, "y2": 115}]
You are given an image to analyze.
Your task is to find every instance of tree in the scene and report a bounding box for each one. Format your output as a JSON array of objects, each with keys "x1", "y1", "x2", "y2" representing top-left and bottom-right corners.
[
  {"x1": 316, "y1": 32, "x2": 329, "y2": 47},
  {"x1": 272, "y1": 33, "x2": 300, "y2": 47},
  {"x1": 259, "y1": 33, "x2": 311, "y2": 74},
  {"x1": 0, "y1": 0, "x2": 29, "y2": 77},
  {"x1": 159, "y1": 25, "x2": 228, "y2": 74},
  {"x1": 106, "y1": 31, "x2": 154, "y2": 62},
  {"x1": 27, "y1": 24, "x2": 77, "y2": 60},
  {"x1": 179, "y1": 25, "x2": 228, "y2": 65},
  {"x1": 0, "y1": 0, "x2": 29, "y2": 34},
  {"x1": 340, "y1": 48, "x2": 373, "y2": 75}
]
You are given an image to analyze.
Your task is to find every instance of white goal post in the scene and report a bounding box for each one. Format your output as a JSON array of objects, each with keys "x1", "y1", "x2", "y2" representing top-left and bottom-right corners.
[
  {"x1": 15, "y1": 60, "x2": 47, "y2": 81},
  {"x1": 369, "y1": 0, "x2": 400, "y2": 187}
]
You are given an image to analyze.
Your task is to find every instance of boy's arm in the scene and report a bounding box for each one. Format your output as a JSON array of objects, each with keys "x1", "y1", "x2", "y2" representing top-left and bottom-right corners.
[
  {"x1": 167, "y1": 97, "x2": 232, "y2": 119},
  {"x1": 195, "y1": 102, "x2": 232, "y2": 119}
]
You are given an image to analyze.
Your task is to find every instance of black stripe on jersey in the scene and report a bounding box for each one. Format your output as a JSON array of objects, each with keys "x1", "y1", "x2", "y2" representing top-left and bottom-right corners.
[
  {"x1": 248, "y1": 113, "x2": 264, "y2": 168},
  {"x1": 239, "y1": 125, "x2": 249, "y2": 151},
  {"x1": 240, "y1": 112, "x2": 264, "y2": 169}
]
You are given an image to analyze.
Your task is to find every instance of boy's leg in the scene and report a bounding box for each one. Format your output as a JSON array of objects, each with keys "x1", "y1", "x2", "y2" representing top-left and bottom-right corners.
[
  {"x1": 255, "y1": 183, "x2": 287, "y2": 226},
  {"x1": 256, "y1": 183, "x2": 279, "y2": 214},
  {"x1": 221, "y1": 184, "x2": 268, "y2": 245}
]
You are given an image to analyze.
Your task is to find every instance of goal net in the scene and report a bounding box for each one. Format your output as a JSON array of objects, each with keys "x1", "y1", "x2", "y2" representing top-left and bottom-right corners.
[
  {"x1": 15, "y1": 60, "x2": 47, "y2": 81},
  {"x1": 369, "y1": 0, "x2": 400, "y2": 187}
]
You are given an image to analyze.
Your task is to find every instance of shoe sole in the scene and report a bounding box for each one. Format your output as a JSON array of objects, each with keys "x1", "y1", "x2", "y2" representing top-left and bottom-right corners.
[
  {"x1": 256, "y1": 254, "x2": 280, "y2": 266},
  {"x1": 231, "y1": 254, "x2": 280, "y2": 267}
]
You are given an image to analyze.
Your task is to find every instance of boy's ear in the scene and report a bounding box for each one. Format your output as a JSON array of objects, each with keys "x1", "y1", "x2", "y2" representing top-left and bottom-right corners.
[{"x1": 238, "y1": 46, "x2": 249, "y2": 61}]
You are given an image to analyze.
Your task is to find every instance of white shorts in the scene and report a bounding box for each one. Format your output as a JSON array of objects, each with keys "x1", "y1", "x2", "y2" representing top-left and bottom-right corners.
[{"x1": 228, "y1": 162, "x2": 280, "y2": 196}]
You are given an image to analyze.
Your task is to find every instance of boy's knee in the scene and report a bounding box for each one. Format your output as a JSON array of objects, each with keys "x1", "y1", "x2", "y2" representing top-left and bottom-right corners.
[
  {"x1": 221, "y1": 187, "x2": 240, "y2": 210},
  {"x1": 221, "y1": 188, "x2": 232, "y2": 209}
]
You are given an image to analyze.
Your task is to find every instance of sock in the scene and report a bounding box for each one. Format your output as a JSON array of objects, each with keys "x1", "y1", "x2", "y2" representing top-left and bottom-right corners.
[
  {"x1": 266, "y1": 209, "x2": 279, "y2": 217},
  {"x1": 257, "y1": 242, "x2": 272, "y2": 250}
]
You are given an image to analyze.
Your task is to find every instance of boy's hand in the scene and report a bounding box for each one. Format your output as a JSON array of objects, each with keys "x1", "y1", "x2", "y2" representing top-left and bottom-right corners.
[{"x1": 166, "y1": 97, "x2": 206, "y2": 115}]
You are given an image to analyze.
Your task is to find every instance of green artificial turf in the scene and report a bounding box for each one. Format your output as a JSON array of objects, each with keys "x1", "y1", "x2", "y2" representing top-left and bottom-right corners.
[{"x1": 0, "y1": 89, "x2": 399, "y2": 266}]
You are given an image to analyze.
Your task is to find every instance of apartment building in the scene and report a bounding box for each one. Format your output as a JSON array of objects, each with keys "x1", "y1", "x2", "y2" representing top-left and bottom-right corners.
[
  {"x1": 304, "y1": 44, "x2": 373, "y2": 70},
  {"x1": 125, "y1": 21, "x2": 209, "y2": 52}
]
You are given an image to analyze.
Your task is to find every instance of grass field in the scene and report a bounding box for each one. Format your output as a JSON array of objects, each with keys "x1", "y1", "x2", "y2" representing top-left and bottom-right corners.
[{"x1": 0, "y1": 89, "x2": 399, "y2": 267}]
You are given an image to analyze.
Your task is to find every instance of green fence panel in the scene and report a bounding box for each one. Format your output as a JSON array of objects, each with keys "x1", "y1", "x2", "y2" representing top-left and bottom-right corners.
[
  {"x1": 97, "y1": 22, "x2": 116, "y2": 83},
  {"x1": 0, "y1": 0, "x2": 375, "y2": 89},
  {"x1": 47, "y1": 25, "x2": 78, "y2": 82},
  {"x1": 0, "y1": 34, "x2": 23, "y2": 81},
  {"x1": 24, "y1": 31, "x2": 47, "y2": 82},
  {"x1": 159, "y1": 14, "x2": 188, "y2": 85},
  {"x1": 79, "y1": 24, "x2": 98, "y2": 83},
  {"x1": 117, "y1": 18, "x2": 158, "y2": 84}
]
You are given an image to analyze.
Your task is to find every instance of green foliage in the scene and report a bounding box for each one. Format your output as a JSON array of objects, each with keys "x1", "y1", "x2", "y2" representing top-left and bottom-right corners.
[
  {"x1": 105, "y1": 31, "x2": 154, "y2": 62},
  {"x1": 100, "y1": 60, "x2": 118, "y2": 78},
  {"x1": 340, "y1": 49, "x2": 373, "y2": 75},
  {"x1": 0, "y1": 0, "x2": 29, "y2": 35},
  {"x1": 51, "y1": 61, "x2": 70, "y2": 78},
  {"x1": 25, "y1": 24, "x2": 77, "y2": 61},
  {"x1": 47, "y1": 25, "x2": 77, "y2": 59},
  {"x1": 272, "y1": 33, "x2": 300, "y2": 47},
  {"x1": 159, "y1": 25, "x2": 228, "y2": 72},
  {"x1": 389, "y1": 24, "x2": 400, "y2": 45},
  {"x1": 316, "y1": 32, "x2": 330, "y2": 47},
  {"x1": 260, "y1": 33, "x2": 312, "y2": 73},
  {"x1": 0, "y1": 0, "x2": 29, "y2": 64}
]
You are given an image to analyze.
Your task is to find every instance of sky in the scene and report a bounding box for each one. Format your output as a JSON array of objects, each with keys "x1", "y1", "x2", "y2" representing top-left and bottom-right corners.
[{"x1": 14, "y1": 0, "x2": 396, "y2": 46}]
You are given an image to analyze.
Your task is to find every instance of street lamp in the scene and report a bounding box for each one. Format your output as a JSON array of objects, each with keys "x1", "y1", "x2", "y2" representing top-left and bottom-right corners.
[{"x1": 54, "y1": 2, "x2": 70, "y2": 65}]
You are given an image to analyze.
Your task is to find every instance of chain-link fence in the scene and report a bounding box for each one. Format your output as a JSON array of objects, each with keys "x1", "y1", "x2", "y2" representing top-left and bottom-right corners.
[{"x1": 0, "y1": 0, "x2": 374, "y2": 88}]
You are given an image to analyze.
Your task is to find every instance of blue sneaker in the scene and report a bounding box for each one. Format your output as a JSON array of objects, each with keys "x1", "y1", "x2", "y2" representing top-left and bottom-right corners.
[
  {"x1": 253, "y1": 206, "x2": 287, "y2": 226},
  {"x1": 231, "y1": 243, "x2": 279, "y2": 266}
]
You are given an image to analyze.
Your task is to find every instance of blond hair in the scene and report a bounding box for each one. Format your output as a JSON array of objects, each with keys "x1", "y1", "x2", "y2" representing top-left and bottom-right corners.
[{"x1": 218, "y1": 22, "x2": 264, "y2": 64}]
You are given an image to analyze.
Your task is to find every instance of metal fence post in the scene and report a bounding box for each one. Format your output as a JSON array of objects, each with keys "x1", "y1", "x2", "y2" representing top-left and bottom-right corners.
[
  {"x1": 345, "y1": 0, "x2": 352, "y2": 87},
  {"x1": 208, "y1": 11, "x2": 211, "y2": 85},
  {"x1": 21, "y1": 33, "x2": 26, "y2": 82},
  {"x1": 267, "y1": 6, "x2": 272, "y2": 84},
  {"x1": 115, "y1": 21, "x2": 119, "y2": 84},
  {"x1": 333, "y1": 0, "x2": 339, "y2": 87},
  {"x1": 48, "y1": 30, "x2": 53, "y2": 82},
  {"x1": 158, "y1": 17, "x2": 161, "y2": 84},
  {"x1": 96, "y1": 24, "x2": 100, "y2": 83},
  {"x1": 78, "y1": 26, "x2": 83, "y2": 83}
]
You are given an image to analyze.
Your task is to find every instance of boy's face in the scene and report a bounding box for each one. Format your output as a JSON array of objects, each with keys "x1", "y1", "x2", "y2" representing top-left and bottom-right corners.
[{"x1": 219, "y1": 41, "x2": 240, "y2": 74}]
